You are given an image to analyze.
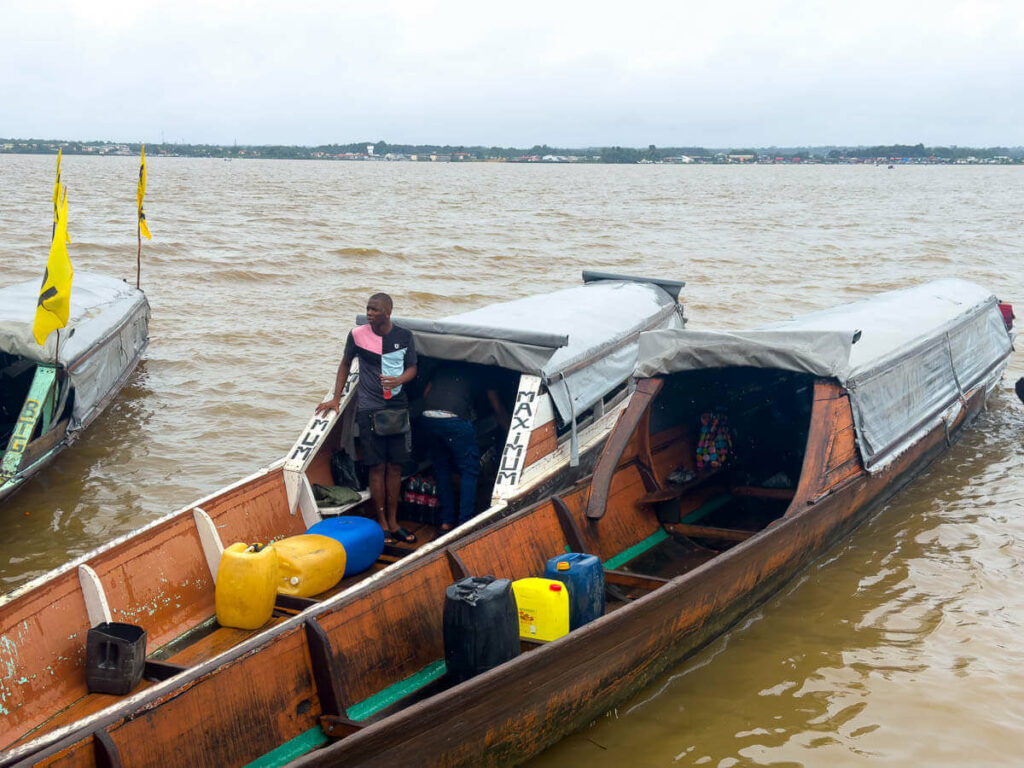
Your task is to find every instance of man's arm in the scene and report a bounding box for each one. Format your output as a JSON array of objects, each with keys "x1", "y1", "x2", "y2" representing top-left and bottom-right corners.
[{"x1": 315, "y1": 357, "x2": 352, "y2": 415}]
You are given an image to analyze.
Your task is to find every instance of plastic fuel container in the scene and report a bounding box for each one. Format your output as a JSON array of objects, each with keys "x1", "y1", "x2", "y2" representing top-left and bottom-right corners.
[
  {"x1": 443, "y1": 576, "x2": 519, "y2": 684},
  {"x1": 544, "y1": 552, "x2": 605, "y2": 629},
  {"x1": 274, "y1": 534, "x2": 347, "y2": 598},
  {"x1": 215, "y1": 542, "x2": 278, "y2": 630},
  {"x1": 306, "y1": 515, "x2": 385, "y2": 576},
  {"x1": 512, "y1": 577, "x2": 570, "y2": 642}
]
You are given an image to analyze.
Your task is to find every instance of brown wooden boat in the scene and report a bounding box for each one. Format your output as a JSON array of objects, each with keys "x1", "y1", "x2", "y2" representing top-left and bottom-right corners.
[
  {"x1": 3, "y1": 280, "x2": 1011, "y2": 768},
  {"x1": 0, "y1": 272, "x2": 685, "y2": 760}
]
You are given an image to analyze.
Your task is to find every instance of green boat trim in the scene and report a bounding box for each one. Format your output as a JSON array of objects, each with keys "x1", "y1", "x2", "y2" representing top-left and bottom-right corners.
[
  {"x1": 604, "y1": 527, "x2": 670, "y2": 571},
  {"x1": 1, "y1": 364, "x2": 57, "y2": 479},
  {"x1": 246, "y1": 659, "x2": 449, "y2": 767}
]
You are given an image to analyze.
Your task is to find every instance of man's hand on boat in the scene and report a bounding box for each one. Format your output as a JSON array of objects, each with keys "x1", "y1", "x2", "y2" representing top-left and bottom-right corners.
[{"x1": 315, "y1": 397, "x2": 340, "y2": 415}]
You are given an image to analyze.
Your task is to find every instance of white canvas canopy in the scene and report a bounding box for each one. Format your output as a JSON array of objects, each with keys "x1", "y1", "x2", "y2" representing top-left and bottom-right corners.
[
  {"x1": 358, "y1": 274, "x2": 685, "y2": 424},
  {"x1": 636, "y1": 279, "x2": 1013, "y2": 471},
  {"x1": 0, "y1": 272, "x2": 150, "y2": 432}
]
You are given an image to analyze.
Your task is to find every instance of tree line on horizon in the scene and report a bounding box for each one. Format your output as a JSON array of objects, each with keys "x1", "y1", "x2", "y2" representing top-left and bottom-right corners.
[{"x1": 2, "y1": 138, "x2": 1022, "y2": 162}]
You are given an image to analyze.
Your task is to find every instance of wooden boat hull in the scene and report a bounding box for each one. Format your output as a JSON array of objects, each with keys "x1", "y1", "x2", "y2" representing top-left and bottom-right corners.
[
  {"x1": 3, "y1": 374, "x2": 995, "y2": 768},
  {"x1": 289, "y1": 380, "x2": 990, "y2": 767}
]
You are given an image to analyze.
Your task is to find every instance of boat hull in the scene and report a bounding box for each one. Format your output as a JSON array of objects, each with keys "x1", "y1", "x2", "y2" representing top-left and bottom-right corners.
[
  {"x1": 289, "y1": 381, "x2": 990, "y2": 768},
  {"x1": 5, "y1": 376, "x2": 994, "y2": 768}
]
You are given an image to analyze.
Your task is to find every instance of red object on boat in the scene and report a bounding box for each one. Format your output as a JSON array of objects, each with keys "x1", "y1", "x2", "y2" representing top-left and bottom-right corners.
[{"x1": 999, "y1": 302, "x2": 1014, "y2": 331}]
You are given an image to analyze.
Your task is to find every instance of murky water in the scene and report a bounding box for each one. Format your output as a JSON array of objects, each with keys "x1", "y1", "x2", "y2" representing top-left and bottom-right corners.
[{"x1": 1, "y1": 156, "x2": 1022, "y2": 765}]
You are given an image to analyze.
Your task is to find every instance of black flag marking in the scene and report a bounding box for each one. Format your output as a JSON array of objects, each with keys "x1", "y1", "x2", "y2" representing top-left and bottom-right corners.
[{"x1": 38, "y1": 286, "x2": 58, "y2": 308}]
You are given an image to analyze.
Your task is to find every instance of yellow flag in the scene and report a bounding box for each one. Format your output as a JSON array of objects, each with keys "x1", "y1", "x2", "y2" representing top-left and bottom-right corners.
[
  {"x1": 52, "y1": 149, "x2": 70, "y2": 244},
  {"x1": 138, "y1": 144, "x2": 152, "y2": 240},
  {"x1": 33, "y1": 187, "x2": 74, "y2": 345}
]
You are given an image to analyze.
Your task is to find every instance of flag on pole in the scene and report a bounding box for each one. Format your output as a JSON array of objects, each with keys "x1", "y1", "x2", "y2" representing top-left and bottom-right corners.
[
  {"x1": 52, "y1": 148, "x2": 70, "y2": 244},
  {"x1": 33, "y1": 185, "x2": 73, "y2": 345},
  {"x1": 138, "y1": 145, "x2": 152, "y2": 240}
]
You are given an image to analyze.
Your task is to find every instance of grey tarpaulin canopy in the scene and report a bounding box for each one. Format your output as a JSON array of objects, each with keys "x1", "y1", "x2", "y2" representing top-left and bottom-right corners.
[
  {"x1": 0, "y1": 272, "x2": 150, "y2": 432},
  {"x1": 635, "y1": 279, "x2": 1013, "y2": 471},
  {"x1": 358, "y1": 273, "x2": 685, "y2": 424}
]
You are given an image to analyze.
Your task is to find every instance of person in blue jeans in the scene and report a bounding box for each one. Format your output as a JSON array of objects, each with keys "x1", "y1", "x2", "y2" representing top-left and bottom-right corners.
[{"x1": 421, "y1": 363, "x2": 508, "y2": 531}]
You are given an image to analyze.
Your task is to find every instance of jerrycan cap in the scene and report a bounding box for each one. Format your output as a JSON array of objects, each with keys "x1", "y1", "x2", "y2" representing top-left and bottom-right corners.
[
  {"x1": 549, "y1": 583, "x2": 563, "y2": 592},
  {"x1": 556, "y1": 562, "x2": 571, "y2": 571}
]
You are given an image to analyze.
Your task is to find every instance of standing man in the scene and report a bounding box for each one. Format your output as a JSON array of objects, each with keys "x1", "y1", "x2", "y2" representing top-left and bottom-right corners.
[
  {"x1": 421, "y1": 362, "x2": 509, "y2": 532},
  {"x1": 316, "y1": 293, "x2": 418, "y2": 543}
]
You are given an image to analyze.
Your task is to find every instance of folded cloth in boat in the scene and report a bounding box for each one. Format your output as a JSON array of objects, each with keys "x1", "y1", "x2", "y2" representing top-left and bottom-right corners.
[{"x1": 313, "y1": 484, "x2": 362, "y2": 507}]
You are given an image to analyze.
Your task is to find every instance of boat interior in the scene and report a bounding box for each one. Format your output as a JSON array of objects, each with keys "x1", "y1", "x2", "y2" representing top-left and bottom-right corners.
[
  {"x1": 6, "y1": 368, "x2": 832, "y2": 764},
  {"x1": 0, "y1": 354, "x2": 70, "y2": 458},
  {"x1": 633, "y1": 367, "x2": 815, "y2": 537},
  {"x1": 0, "y1": 353, "x2": 37, "y2": 445},
  {"x1": 301, "y1": 356, "x2": 522, "y2": 534}
]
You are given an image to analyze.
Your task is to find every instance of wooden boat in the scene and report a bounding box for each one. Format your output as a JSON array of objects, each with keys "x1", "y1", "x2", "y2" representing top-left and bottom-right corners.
[
  {"x1": 0, "y1": 273, "x2": 150, "y2": 503},
  {"x1": 3, "y1": 279, "x2": 1011, "y2": 768},
  {"x1": 0, "y1": 271, "x2": 685, "y2": 758}
]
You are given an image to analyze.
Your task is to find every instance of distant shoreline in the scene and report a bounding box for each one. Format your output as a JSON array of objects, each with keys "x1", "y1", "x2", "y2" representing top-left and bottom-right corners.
[{"x1": 2, "y1": 139, "x2": 1022, "y2": 165}]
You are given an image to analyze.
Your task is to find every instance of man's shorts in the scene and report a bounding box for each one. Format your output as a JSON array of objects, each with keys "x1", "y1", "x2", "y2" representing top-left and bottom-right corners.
[{"x1": 356, "y1": 410, "x2": 412, "y2": 467}]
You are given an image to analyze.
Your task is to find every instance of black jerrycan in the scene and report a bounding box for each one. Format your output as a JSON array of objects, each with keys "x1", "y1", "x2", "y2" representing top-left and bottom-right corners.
[{"x1": 443, "y1": 576, "x2": 519, "y2": 684}]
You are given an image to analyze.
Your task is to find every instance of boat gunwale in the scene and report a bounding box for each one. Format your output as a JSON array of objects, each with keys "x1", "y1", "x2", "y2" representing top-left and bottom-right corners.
[{"x1": 0, "y1": 456, "x2": 286, "y2": 609}]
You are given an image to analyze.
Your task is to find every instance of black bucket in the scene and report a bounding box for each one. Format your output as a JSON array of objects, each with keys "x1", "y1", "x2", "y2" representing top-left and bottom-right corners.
[{"x1": 85, "y1": 622, "x2": 147, "y2": 695}]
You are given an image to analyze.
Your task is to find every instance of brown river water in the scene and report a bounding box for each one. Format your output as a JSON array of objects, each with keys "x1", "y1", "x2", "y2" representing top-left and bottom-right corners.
[{"x1": 1, "y1": 155, "x2": 1022, "y2": 766}]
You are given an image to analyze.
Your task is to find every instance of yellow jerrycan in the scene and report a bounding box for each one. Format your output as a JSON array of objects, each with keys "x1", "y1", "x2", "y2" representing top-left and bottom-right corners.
[
  {"x1": 274, "y1": 534, "x2": 347, "y2": 598},
  {"x1": 512, "y1": 577, "x2": 570, "y2": 642},
  {"x1": 215, "y1": 543, "x2": 278, "y2": 630}
]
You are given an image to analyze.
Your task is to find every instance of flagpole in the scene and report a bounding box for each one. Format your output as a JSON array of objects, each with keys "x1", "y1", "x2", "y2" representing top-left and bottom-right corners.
[
  {"x1": 137, "y1": 220, "x2": 141, "y2": 289},
  {"x1": 53, "y1": 329, "x2": 60, "y2": 421}
]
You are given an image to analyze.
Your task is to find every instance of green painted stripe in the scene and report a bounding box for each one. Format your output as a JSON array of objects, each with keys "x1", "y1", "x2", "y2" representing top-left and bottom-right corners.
[
  {"x1": 244, "y1": 727, "x2": 328, "y2": 768},
  {"x1": 348, "y1": 659, "x2": 448, "y2": 722},
  {"x1": 603, "y1": 528, "x2": 670, "y2": 570},
  {"x1": 245, "y1": 660, "x2": 448, "y2": 766},
  {"x1": 680, "y1": 493, "x2": 732, "y2": 524}
]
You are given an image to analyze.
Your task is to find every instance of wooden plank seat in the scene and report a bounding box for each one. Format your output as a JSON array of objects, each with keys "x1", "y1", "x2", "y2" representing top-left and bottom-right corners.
[
  {"x1": 663, "y1": 522, "x2": 757, "y2": 543},
  {"x1": 729, "y1": 485, "x2": 796, "y2": 500},
  {"x1": 634, "y1": 467, "x2": 723, "y2": 507},
  {"x1": 603, "y1": 569, "x2": 669, "y2": 592}
]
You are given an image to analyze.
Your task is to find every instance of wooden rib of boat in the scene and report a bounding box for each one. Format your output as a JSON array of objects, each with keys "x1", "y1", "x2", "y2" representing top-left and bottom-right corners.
[
  {"x1": 0, "y1": 271, "x2": 685, "y2": 759},
  {"x1": 0, "y1": 273, "x2": 150, "y2": 503},
  {"x1": 2, "y1": 279, "x2": 1011, "y2": 768}
]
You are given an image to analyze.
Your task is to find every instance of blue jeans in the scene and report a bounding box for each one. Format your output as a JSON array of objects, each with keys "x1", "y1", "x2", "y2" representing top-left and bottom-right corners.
[{"x1": 422, "y1": 417, "x2": 480, "y2": 526}]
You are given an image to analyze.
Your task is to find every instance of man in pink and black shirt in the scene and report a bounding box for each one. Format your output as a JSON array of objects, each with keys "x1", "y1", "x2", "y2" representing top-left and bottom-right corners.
[{"x1": 317, "y1": 293, "x2": 418, "y2": 543}]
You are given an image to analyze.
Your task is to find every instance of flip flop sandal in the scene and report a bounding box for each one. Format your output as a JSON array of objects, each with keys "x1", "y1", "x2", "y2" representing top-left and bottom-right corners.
[{"x1": 392, "y1": 527, "x2": 417, "y2": 544}]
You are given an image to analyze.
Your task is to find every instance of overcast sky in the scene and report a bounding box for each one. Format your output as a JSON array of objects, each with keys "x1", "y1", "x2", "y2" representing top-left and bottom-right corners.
[{"x1": 3, "y1": 0, "x2": 1023, "y2": 147}]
